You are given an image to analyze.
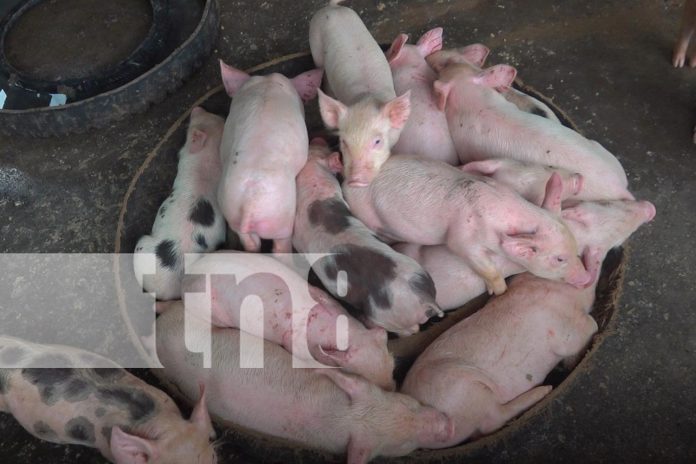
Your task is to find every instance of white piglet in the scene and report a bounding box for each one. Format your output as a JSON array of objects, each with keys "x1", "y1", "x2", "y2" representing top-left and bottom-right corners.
[
  {"x1": 427, "y1": 51, "x2": 633, "y2": 201},
  {"x1": 217, "y1": 61, "x2": 323, "y2": 253},
  {"x1": 310, "y1": 0, "x2": 411, "y2": 186},
  {"x1": 386, "y1": 28, "x2": 458, "y2": 164}
]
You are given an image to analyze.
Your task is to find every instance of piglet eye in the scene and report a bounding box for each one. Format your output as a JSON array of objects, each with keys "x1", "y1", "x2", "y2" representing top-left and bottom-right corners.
[
  {"x1": 556, "y1": 256, "x2": 567, "y2": 263},
  {"x1": 373, "y1": 138, "x2": 382, "y2": 147}
]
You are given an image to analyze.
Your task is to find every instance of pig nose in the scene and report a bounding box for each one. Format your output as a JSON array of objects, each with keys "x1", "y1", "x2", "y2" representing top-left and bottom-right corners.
[
  {"x1": 642, "y1": 201, "x2": 656, "y2": 222},
  {"x1": 567, "y1": 269, "x2": 593, "y2": 289},
  {"x1": 347, "y1": 167, "x2": 374, "y2": 188}
]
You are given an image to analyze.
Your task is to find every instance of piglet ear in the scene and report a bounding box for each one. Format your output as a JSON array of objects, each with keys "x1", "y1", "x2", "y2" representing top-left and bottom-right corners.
[
  {"x1": 382, "y1": 91, "x2": 411, "y2": 130},
  {"x1": 327, "y1": 151, "x2": 344, "y2": 174},
  {"x1": 292, "y1": 68, "x2": 324, "y2": 103},
  {"x1": 320, "y1": 368, "x2": 370, "y2": 403},
  {"x1": 219, "y1": 60, "x2": 251, "y2": 97},
  {"x1": 501, "y1": 234, "x2": 539, "y2": 260},
  {"x1": 318, "y1": 89, "x2": 348, "y2": 129},
  {"x1": 474, "y1": 64, "x2": 517, "y2": 91},
  {"x1": 459, "y1": 159, "x2": 503, "y2": 176},
  {"x1": 188, "y1": 128, "x2": 207, "y2": 154},
  {"x1": 432, "y1": 80, "x2": 452, "y2": 111},
  {"x1": 541, "y1": 172, "x2": 563, "y2": 215},
  {"x1": 190, "y1": 383, "x2": 216, "y2": 439},
  {"x1": 417, "y1": 27, "x2": 443, "y2": 57},
  {"x1": 386, "y1": 33, "x2": 409, "y2": 64},
  {"x1": 346, "y1": 435, "x2": 374, "y2": 464},
  {"x1": 110, "y1": 426, "x2": 158, "y2": 464},
  {"x1": 458, "y1": 43, "x2": 490, "y2": 67}
]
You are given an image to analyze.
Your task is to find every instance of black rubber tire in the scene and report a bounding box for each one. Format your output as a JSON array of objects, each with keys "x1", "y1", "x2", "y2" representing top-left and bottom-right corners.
[
  {"x1": 0, "y1": 0, "x2": 171, "y2": 100},
  {"x1": 0, "y1": 0, "x2": 219, "y2": 138}
]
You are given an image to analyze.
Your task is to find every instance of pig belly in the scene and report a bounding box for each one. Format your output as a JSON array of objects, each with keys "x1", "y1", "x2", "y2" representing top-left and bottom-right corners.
[{"x1": 449, "y1": 105, "x2": 630, "y2": 200}]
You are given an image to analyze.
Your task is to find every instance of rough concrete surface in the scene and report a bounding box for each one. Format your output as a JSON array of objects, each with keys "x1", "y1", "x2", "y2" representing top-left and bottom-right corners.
[{"x1": 0, "y1": 0, "x2": 694, "y2": 463}]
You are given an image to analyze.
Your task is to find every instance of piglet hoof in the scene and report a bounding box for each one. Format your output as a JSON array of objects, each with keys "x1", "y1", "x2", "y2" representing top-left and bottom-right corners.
[{"x1": 486, "y1": 277, "x2": 507, "y2": 296}]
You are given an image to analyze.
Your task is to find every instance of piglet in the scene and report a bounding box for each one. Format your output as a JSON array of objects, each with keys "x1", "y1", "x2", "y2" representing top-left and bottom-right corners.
[
  {"x1": 387, "y1": 35, "x2": 560, "y2": 166},
  {"x1": 396, "y1": 198, "x2": 656, "y2": 311},
  {"x1": 155, "y1": 305, "x2": 454, "y2": 463},
  {"x1": 386, "y1": 28, "x2": 458, "y2": 165},
  {"x1": 310, "y1": 0, "x2": 411, "y2": 186},
  {"x1": 217, "y1": 61, "x2": 323, "y2": 253},
  {"x1": 427, "y1": 52, "x2": 633, "y2": 201},
  {"x1": 400, "y1": 262, "x2": 597, "y2": 447},
  {"x1": 0, "y1": 336, "x2": 216, "y2": 464},
  {"x1": 293, "y1": 138, "x2": 442, "y2": 336},
  {"x1": 133, "y1": 107, "x2": 227, "y2": 300},
  {"x1": 428, "y1": 44, "x2": 561, "y2": 123},
  {"x1": 343, "y1": 155, "x2": 591, "y2": 295},
  {"x1": 400, "y1": 198, "x2": 656, "y2": 445},
  {"x1": 460, "y1": 158, "x2": 583, "y2": 206},
  {"x1": 181, "y1": 252, "x2": 395, "y2": 390}
]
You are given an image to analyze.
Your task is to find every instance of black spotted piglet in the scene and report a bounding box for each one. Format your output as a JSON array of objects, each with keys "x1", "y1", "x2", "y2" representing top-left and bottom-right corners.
[
  {"x1": 0, "y1": 336, "x2": 217, "y2": 464},
  {"x1": 133, "y1": 107, "x2": 227, "y2": 300},
  {"x1": 293, "y1": 139, "x2": 442, "y2": 336}
]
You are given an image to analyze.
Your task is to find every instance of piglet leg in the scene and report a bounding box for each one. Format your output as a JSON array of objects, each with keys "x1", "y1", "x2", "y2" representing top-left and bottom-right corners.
[{"x1": 480, "y1": 385, "x2": 552, "y2": 435}]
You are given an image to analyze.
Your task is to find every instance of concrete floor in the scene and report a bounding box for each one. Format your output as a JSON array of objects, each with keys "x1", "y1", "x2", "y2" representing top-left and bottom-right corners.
[{"x1": 1, "y1": 0, "x2": 695, "y2": 462}]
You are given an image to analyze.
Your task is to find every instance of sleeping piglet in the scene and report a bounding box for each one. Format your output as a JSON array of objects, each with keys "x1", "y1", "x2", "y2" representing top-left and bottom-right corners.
[
  {"x1": 426, "y1": 44, "x2": 561, "y2": 124},
  {"x1": 0, "y1": 336, "x2": 216, "y2": 464},
  {"x1": 133, "y1": 107, "x2": 227, "y2": 300},
  {"x1": 292, "y1": 138, "x2": 442, "y2": 336},
  {"x1": 427, "y1": 50, "x2": 633, "y2": 201},
  {"x1": 343, "y1": 155, "x2": 591, "y2": 296},
  {"x1": 154, "y1": 305, "x2": 454, "y2": 463},
  {"x1": 181, "y1": 252, "x2": 395, "y2": 390},
  {"x1": 396, "y1": 198, "x2": 655, "y2": 311}
]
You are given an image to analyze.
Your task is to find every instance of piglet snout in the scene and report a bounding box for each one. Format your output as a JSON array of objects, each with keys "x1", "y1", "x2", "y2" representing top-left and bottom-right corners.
[
  {"x1": 641, "y1": 201, "x2": 656, "y2": 222},
  {"x1": 347, "y1": 179, "x2": 370, "y2": 188},
  {"x1": 565, "y1": 262, "x2": 594, "y2": 289}
]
